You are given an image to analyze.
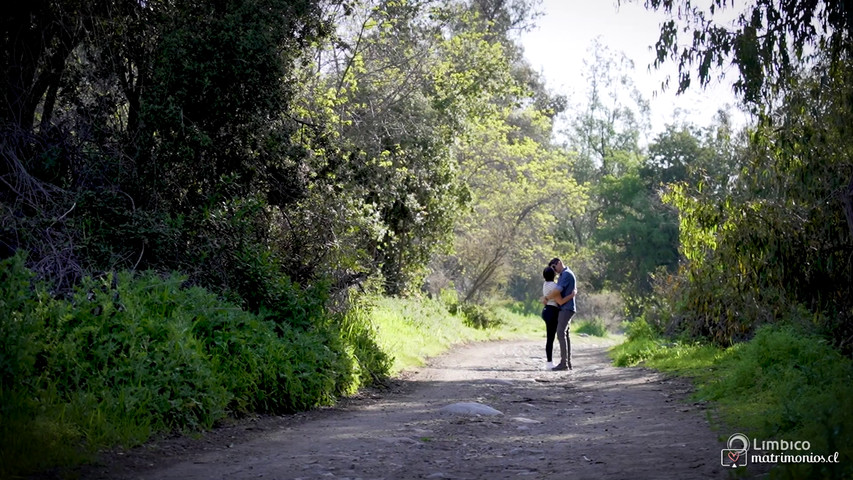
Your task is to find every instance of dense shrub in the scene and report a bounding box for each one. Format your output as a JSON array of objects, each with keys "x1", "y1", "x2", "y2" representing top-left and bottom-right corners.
[
  {"x1": 459, "y1": 302, "x2": 502, "y2": 329},
  {"x1": 0, "y1": 253, "x2": 390, "y2": 478},
  {"x1": 701, "y1": 326, "x2": 853, "y2": 480}
]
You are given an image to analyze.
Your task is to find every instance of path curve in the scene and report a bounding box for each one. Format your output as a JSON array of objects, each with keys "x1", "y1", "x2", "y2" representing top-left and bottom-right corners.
[{"x1": 79, "y1": 337, "x2": 738, "y2": 479}]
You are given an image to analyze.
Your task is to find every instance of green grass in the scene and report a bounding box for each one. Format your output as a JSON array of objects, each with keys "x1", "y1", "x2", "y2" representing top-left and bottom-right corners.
[{"x1": 610, "y1": 319, "x2": 853, "y2": 479}]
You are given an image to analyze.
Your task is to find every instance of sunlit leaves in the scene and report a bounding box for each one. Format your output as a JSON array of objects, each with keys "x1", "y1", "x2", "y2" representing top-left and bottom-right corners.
[{"x1": 451, "y1": 103, "x2": 585, "y2": 302}]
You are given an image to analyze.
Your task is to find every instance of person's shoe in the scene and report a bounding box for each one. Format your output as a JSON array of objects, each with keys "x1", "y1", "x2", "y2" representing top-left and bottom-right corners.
[
  {"x1": 545, "y1": 361, "x2": 554, "y2": 370},
  {"x1": 551, "y1": 364, "x2": 568, "y2": 371}
]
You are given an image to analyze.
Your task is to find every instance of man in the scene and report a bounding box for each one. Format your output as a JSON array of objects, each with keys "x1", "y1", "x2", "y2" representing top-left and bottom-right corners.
[{"x1": 548, "y1": 257, "x2": 576, "y2": 371}]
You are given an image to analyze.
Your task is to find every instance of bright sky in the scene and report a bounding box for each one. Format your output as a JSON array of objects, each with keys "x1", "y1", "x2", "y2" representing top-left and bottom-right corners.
[{"x1": 518, "y1": 0, "x2": 750, "y2": 139}]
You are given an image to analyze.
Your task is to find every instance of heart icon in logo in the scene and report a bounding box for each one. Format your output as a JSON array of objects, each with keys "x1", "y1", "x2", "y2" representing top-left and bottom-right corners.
[{"x1": 727, "y1": 451, "x2": 740, "y2": 463}]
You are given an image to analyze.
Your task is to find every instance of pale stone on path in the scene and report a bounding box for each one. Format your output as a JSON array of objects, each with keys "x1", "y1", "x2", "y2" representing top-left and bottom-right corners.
[{"x1": 438, "y1": 402, "x2": 503, "y2": 416}]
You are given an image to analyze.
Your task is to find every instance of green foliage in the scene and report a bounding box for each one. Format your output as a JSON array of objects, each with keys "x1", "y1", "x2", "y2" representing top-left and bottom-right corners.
[
  {"x1": 625, "y1": 317, "x2": 656, "y2": 341},
  {"x1": 334, "y1": 297, "x2": 394, "y2": 388},
  {"x1": 459, "y1": 302, "x2": 503, "y2": 329},
  {"x1": 659, "y1": 68, "x2": 853, "y2": 348},
  {"x1": 645, "y1": 0, "x2": 853, "y2": 103},
  {"x1": 290, "y1": 0, "x2": 499, "y2": 295},
  {"x1": 644, "y1": 1, "x2": 853, "y2": 353},
  {"x1": 573, "y1": 318, "x2": 608, "y2": 337},
  {"x1": 611, "y1": 323, "x2": 853, "y2": 479},
  {"x1": 0, "y1": 254, "x2": 390, "y2": 478},
  {"x1": 551, "y1": 39, "x2": 660, "y2": 299},
  {"x1": 1, "y1": 0, "x2": 334, "y2": 295},
  {"x1": 705, "y1": 327, "x2": 853, "y2": 480},
  {"x1": 228, "y1": 242, "x2": 327, "y2": 329},
  {"x1": 610, "y1": 318, "x2": 661, "y2": 366},
  {"x1": 610, "y1": 337, "x2": 660, "y2": 368},
  {"x1": 0, "y1": 252, "x2": 39, "y2": 390},
  {"x1": 594, "y1": 170, "x2": 679, "y2": 294}
]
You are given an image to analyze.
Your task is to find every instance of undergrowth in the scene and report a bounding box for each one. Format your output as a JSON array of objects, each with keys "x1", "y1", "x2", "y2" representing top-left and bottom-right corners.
[
  {"x1": 0, "y1": 253, "x2": 390, "y2": 479},
  {"x1": 574, "y1": 318, "x2": 608, "y2": 337},
  {"x1": 610, "y1": 318, "x2": 853, "y2": 479}
]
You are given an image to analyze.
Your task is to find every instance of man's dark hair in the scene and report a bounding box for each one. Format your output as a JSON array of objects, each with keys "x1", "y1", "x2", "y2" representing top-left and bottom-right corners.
[
  {"x1": 543, "y1": 267, "x2": 556, "y2": 282},
  {"x1": 548, "y1": 257, "x2": 560, "y2": 267}
]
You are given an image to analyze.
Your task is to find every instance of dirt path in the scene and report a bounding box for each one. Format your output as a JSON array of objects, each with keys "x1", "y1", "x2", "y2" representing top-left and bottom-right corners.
[{"x1": 76, "y1": 337, "x2": 740, "y2": 479}]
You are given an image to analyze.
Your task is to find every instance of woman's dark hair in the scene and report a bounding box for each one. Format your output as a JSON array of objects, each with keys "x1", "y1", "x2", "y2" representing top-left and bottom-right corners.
[{"x1": 543, "y1": 266, "x2": 556, "y2": 282}]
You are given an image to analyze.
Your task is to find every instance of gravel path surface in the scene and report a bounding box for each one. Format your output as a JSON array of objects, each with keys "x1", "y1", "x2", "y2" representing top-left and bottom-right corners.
[{"x1": 73, "y1": 336, "x2": 750, "y2": 480}]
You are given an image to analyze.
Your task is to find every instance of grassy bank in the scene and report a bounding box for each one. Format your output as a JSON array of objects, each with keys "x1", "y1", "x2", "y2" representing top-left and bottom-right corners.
[{"x1": 610, "y1": 319, "x2": 853, "y2": 479}]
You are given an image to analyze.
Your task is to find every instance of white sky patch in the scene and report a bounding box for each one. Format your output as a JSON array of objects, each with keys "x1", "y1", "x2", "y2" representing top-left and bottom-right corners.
[{"x1": 516, "y1": 0, "x2": 751, "y2": 137}]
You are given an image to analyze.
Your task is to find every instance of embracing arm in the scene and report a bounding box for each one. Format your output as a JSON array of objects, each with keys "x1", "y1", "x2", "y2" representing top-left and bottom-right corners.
[{"x1": 546, "y1": 288, "x2": 576, "y2": 306}]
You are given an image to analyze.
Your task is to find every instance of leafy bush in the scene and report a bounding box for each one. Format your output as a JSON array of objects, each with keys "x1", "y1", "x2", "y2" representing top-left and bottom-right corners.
[
  {"x1": 439, "y1": 287, "x2": 460, "y2": 315},
  {"x1": 625, "y1": 317, "x2": 656, "y2": 341},
  {"x1": 610, "y1": 337, "x2": 659, "y2": 367},
  {"x1": 610, "y1": 318, "x2": 670, "y2": 366},
  {"x1": 0, "y1": 252, "x2": 390, "y2": 478},
  {"x1": 573, "y1": 318, "x2": 608, "y2": 337},
  {"x1": 698, "y1": 326, "x2": 853, "y2": 479},
  {"x1": 0, "y1": 253, "x2": 40, "y2": 392},
  {"x1": 334, "y1": 298, "x2": 394, "y2": 388},
  {"x1": 459, "y1": 302, "x2": 502, "y2": 329}
]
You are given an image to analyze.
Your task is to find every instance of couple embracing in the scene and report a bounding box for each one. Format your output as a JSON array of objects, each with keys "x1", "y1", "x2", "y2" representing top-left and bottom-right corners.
[{"x1": 540, "y1": 257, "x2": 577, "y2": 371}]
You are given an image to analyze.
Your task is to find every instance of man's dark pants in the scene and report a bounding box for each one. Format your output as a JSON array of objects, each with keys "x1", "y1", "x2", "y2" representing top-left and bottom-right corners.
[{"x1": 556, "y1": 309, "x2": 575, "y2": 369}]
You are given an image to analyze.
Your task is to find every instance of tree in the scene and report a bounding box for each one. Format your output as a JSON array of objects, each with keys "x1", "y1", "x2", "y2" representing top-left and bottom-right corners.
[
  {"x1": 638, "y1": 0, "x2": 853, "y2": 103},
  {"x1": 568, "y1": 38, "x2": 649, "y2": 180},
  {"x1": 0, "y1": 0, "x2": 333, "y2": 294},
  {"x1": 641, "y1": 0, "x2": 853, "y2": 241},
  {"x1": 553, "y1": 40, "x2": 649, "y2": 291},
  {"x1": 594, "y1": 121, "x2": 738, "y2": 297},
  {"x1": 451, "y1": 112, "x2": 584, "y2": 303},
  {"x1": 288, "y1": 0, "x2": 540, "y2": 295},
  {"x1": 639, "y1": 0, "x2": 853, "y2": 349},
  {"x1": 595, "y1": 170, "x2": 678, "y2": 295}
]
